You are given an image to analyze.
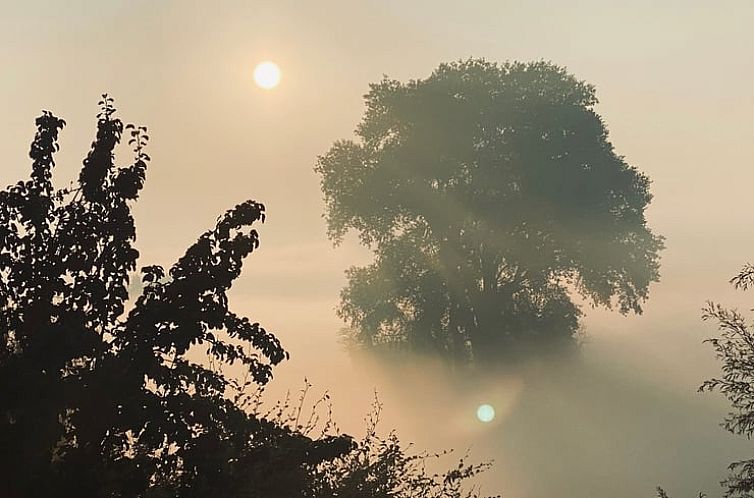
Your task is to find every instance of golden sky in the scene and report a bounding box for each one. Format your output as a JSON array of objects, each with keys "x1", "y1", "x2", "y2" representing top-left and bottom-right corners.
[{"x1": 2, "y1": 2, "x2": 754, "y2": 496}]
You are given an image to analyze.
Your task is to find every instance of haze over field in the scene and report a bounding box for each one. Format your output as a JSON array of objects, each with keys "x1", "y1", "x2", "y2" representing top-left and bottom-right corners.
[{"x1": 2, "y1": 2, "x2": 754, "y2": 496}]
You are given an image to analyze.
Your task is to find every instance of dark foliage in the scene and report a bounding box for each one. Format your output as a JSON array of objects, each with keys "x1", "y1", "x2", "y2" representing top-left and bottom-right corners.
[
  {"x1": 0, "y1": 98, "x2": 352, "y2": 498},
  {"x1": 303, "y1": 394, "x2": 497, "y2": 498},
  {"x1": 316, "y1": 59, "x2": 663, "y2": 365},
  {"x1": 0, "y1": 98, "x2": 496, "y2": 498},
  {"x1": 700, "y1": 264, "x2": 754, "y2": 497}
]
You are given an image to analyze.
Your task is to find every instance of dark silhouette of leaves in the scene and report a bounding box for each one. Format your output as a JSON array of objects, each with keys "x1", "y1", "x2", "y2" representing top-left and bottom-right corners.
[
  {"x1": 700, "y1": 265, "x2": 754, "y2": 497},
  {"x1": 0, "y1": 99, "x2": 350, "y2": 498}
]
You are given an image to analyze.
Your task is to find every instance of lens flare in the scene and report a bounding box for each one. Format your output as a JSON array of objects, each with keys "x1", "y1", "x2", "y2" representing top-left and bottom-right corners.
[{"x1": 476, "y1": 404, "x2": 495, "y2": 423}]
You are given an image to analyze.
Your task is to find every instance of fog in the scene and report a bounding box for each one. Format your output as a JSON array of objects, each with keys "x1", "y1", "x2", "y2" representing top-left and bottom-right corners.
[{"x1": 2, "y1": 1, "x2": 754, "y2": 496}]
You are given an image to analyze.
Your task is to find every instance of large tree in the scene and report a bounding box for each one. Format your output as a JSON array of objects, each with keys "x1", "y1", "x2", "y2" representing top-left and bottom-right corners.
[
  {"x1": 0, "y1": 98, "x2": 350, "y2": 498},
  {"x1": 316, "y1": 59, "x2": 663, "y2": 364},
  {"x1": 0, "y1": 97, "x2": 495, "y2": 498}
]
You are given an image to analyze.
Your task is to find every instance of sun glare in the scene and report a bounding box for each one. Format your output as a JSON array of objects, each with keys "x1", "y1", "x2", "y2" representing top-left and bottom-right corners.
[{"x1": 254, "y1": 61, "x2": 281, "y2": 89}]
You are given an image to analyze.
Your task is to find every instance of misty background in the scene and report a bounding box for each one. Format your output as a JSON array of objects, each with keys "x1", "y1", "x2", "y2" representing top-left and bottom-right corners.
[{"x1": 2, "y1": 1, "x2": 754, "y2": 496}]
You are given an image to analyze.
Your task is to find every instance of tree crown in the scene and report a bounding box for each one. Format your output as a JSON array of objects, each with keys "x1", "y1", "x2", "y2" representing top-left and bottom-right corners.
[{"x1": 317, "y1": 59, "x2": 663, "y2": 361}]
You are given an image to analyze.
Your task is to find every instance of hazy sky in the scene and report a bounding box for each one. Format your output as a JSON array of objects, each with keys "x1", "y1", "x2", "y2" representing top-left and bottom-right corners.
[{"x1": 2, "y1": 2, "x2": 754, "y2": 496}]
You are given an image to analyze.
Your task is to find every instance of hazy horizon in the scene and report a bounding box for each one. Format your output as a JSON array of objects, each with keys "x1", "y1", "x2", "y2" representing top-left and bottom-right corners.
[{"x1": 2, "y1": 2, "x2": 754, "y2": 496}]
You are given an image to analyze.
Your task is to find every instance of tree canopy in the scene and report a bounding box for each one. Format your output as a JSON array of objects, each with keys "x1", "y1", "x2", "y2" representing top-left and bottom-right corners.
[
  {"x1": 0, "y1": 97, "x2": 351, "y2": 497},
  {"x1": 0, "y1": 97, "x2": 494, "y2": 498},
  {"x1": 316, "y1": 59, "x2": 663, "y2": 364}
]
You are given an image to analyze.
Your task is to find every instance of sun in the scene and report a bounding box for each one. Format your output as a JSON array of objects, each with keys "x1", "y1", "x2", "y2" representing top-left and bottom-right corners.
[{"x1": 254, "y1": 61, "x2": 281, "y2": 90}]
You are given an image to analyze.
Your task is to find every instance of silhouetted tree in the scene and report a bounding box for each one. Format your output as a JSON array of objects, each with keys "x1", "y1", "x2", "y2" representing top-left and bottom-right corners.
[
  {"x1": 307, "y1": 396, "x2": 496, "y2": 498},
  {"x1": 0, "y1": 97, "x2": 351, "y2": 498},
  {"x1": 316, "y1": 59, "x2": 663, "y2": 365},
  {"x1": 701, "y1": 264, "x2": 754, "y2": 497},
  {"x1": 0, "y1": 98, "x2": 496, "y2": 498},
  {"x1": 265, "y1": 387, "x2": 497, "y2": 498}
]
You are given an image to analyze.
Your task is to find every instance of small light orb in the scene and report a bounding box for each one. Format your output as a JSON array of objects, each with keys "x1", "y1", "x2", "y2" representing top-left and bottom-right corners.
[
  {"x1": 254, "y1": 61, "x2": 281, "y2": 89},
  {"x1": 476, "y1": 404, "x2": 495, "y2": 423}
]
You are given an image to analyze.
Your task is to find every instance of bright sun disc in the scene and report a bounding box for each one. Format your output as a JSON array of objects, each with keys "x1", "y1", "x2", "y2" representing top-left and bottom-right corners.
[
  {"x1": 476, "y1": 404, "x2": 495, "y2": 423},
  {"x1": 254, "y1": 61, "x2": 281, "y2": 89}
]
